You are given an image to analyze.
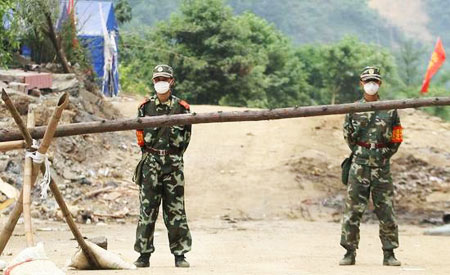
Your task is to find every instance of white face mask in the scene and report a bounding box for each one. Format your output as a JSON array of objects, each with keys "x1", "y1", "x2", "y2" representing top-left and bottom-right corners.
[
  {"x1": 363, "y1": 82, "x2": 379, "y2": 95},
  {"x1": 154, "y1": 81, "x2": 170, "y2": 94}
]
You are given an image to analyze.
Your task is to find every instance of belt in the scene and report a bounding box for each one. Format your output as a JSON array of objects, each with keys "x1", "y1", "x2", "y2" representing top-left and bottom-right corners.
[
  {"x1": 356, "y1": 141, "x2": 387, "y2": 149},
  {"x1": 144, "y1": 147, "x2": 180, "y2": 156}
]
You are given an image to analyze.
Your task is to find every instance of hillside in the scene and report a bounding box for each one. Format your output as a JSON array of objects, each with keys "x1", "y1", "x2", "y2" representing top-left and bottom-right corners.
[
  {"x1": 121, "y1": 0, "x2": 450, "y2": 48},
  {"x1": 369, "y1": 0, "x2": 433, "y2": 43}
]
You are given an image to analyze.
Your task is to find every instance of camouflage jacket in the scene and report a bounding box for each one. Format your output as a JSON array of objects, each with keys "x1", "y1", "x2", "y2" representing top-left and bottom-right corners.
[
  {"x1": 138, "y1": 94, "x2": 191, "y2": 155},
  {"x1": 343, "y1": 98, "x2": 402, "y2": 167}
]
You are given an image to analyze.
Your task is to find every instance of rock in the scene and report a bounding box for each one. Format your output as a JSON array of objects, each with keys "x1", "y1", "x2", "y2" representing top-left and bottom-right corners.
[
  {"x1": 424, "y1": 224, "x2": 450, "y2": 236},
  {"x1": 0, "y1": 81, "x2": 7, "y2": 89},
  {"x1": 63, "y1": 168, "x2": 85, "y2": 181},
  {"x1": 88, "y1": 236, "x2": 108, "y2": 250},
  {"x1": 31, "y1": 210, "x2": 41, "y2": 219},
  {"x1": 30, "y1": 88, "x2": 41, "y2": 97},
  {"x1": 8, "y1": 82, "x2": 29, "y2": 93},
  {"x1": 3, "y1": 90, "x2": 36, "y2": 115},
  {"x1": 51, "y1": 74, "x2": 80, "y2": 95}
]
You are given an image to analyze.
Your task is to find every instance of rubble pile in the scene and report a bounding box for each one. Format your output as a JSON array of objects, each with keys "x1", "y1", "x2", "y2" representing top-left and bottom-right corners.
[
  {"x1": 290, "y1": 154, "x2": 450, "y2": 224},
  {"x1": 393, "y1": 154, "x2": 450, "y2": 220},
  {"x1": 0, "y1": 68, "x2": 141, "y2": 224}
]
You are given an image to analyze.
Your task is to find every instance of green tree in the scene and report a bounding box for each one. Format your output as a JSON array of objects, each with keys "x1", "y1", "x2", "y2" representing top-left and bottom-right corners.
[
  {"x1": 296, "y1": 36, "x2": 399, "y2": 104},
  {"x1": 17, "y1": 0, "x2": 71, "y2": 72},
  {"x1": 396, "y1": 39, "x2": 425, "y2": 87},
  {"x1": 120, "y1": 0, "x2": 311, "y2": 108},
  {"x1": 0, "y1": 0, "x2": 20, "y2": 67},
  {"x1": 115, "y1": 0, "x2": 132, "y2": 25}
]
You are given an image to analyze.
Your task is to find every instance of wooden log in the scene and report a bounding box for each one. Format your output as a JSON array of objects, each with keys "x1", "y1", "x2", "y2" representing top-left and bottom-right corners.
[
  {"x1": 0, "y1": 91, "x2": 35, "y2": 254},
  {"x1": 24, "y1": 93, "x2": 69, "y2": 246},
  {"x1": 48, "y1": 167, "x2": 100, "y2": 268},
  {"x1": 0, "y1": 91, "x2": 99, "y2": 268},
  {"x1": 1, "y1": 88, "x2": 33, "y2": 145},
  {"x1": 23, "y1": 107, "x2": 36, "y2": 246},
  {"x1": 1, "y1": 96, "x2": 450, "y2": 142},
  {"x1": 0, "y1": 141, "x2": 26, "y2": 152},
  {"x1": 0, "y1": 190, "x2": 24, "y2": 254},
  {"x1": 36, "y1": 92, "x2": 69, "y2": 154}
]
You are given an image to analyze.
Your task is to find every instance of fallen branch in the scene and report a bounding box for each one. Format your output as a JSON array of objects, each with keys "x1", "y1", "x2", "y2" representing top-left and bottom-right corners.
[{"x1": 72, "y1": 186, "x2": 115, "y2": 204}]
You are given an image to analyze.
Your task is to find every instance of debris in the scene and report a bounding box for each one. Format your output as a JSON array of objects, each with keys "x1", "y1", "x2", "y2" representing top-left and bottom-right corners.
[
  {"x1": 423, "y1": 224, "x2": 450, "y2": 236},
  {"x1": 0, "y1": 198, "x2": 15, "y2": 211},
  {"x1": 72, "y1": 186, "x2": 115, "y2": 204},
  {"x1": 88, "y1": 236, "x2": 108, "y2": 250},
  {"x1": 7, "y1": 82, "x2": 28, "y2": 93},
  {"x1": 93, "y1": 208, "x2": 129, "y2": 219},
  {"x1": 51, "y1": 73, "x2": 79, "y2": 95},
  {"x1": 36, "y1": 227, "x2": 56, "y2": 232},
  {"x1": 0, "y1": 178, "x2": 19, "y2": 199}
]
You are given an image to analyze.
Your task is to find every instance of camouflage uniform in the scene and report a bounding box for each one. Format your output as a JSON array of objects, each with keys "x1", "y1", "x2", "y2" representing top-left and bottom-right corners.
[
  {"x1": 134, "y1": 94, "x2": 192, "y2": 256},
  {"x1": 340, "y1": 98, "x2": 402, "y2": 251}
]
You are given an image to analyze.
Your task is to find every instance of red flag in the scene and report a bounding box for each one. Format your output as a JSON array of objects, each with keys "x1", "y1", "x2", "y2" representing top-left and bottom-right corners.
[
  {"x1": 67, "y1": 0, "x2": 74, "y2": 15},
  {"x1": 421, "y1": 37, "x2": 446, "y2": 93}
]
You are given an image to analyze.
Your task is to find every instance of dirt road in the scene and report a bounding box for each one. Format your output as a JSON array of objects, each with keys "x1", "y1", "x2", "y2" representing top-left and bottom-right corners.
[
  {"x1": 1, "y1": 97, "x2": 448, "y2": 274},
  {"x1": 2, "y1": 218, "x2": 449, "y2": 275}
]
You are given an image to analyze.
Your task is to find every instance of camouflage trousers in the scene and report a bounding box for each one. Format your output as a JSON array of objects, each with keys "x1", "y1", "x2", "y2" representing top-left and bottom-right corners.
[
  {"x1": 340, "y1": 162, "x2": 399, "y2": 251},
  {"x1": 134, "y1": 153, "x2": 192, "y2": 255}
]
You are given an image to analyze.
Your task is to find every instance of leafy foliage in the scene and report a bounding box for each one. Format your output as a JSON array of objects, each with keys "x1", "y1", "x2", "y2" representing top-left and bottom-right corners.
[
  {"x1": 0, "y1": 0, "x2": 20, "y2": 67},
  {"x1": 115, "y1": 0, "x2": 132, "y2": 25},
  {"x1": 296, "y1": 36, "x2": 399, "y2": 105},
  {"x1": 120, "y1": 0, "x2": 311, "y2": 108},
  {"x1": 121, "y1": 0, "x2": 180, "y2": 30},
  {"x1": 122, "y1": 0, "x2": 404, "y2": 47}
]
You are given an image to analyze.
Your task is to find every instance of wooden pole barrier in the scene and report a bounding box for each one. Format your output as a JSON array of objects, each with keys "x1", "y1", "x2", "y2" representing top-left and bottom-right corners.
[
  {"x1": 1, "y1": 96, "x2": 449, "y2": 142},
  {"x1": 24, "y1": 93, "x2": 69, "y2": 246},
  {"x1": 0, "y1": 91, "x2": 100, "y2": 268},
  {"x1": 0, "y1": 89, "x2": 36, "y2": 252}
]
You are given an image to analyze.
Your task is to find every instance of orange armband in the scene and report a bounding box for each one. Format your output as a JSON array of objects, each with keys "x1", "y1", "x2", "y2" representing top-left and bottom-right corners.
[
  {"x1": 136, "y1": 130, "x2": 144, "y2": 147},
  {"x1": 391, "y1": 125, "x2": 403, "y2": 143}
]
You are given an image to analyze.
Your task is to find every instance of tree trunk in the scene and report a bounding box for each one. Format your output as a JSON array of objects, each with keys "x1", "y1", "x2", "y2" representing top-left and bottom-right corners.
[
  {"x1": 44, "y1": 12, "x2": 71, "y2": 73},
  {"x1": 1, "y1": 96, "x2": 449, "y2": 142}
]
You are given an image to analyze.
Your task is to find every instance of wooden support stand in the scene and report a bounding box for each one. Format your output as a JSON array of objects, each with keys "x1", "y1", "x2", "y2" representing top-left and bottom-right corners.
[{"x1": 0, "y1": 89, "x2": 100, "y2": 268}]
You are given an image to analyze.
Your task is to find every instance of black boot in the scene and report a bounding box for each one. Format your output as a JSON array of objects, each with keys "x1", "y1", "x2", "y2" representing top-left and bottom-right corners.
[
  {"x1": 383, "y1": 249, "x2": 401, "y2": 266},
  {"x1": 175, "y1": 254, "x2": 190, "y2": 268},
  {"x1": 339, "y1": 249, "x2": 356, "y2": 265},
  {"x1": 134, "y1": 253, "x2": 150, "y2": 268}
]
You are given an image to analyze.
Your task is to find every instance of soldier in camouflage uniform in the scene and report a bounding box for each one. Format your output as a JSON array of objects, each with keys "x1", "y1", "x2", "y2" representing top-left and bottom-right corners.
[
  {"x1": 133, "y1": 64, "x2": 192, "y2": 268},
  {"x1": 339, "y1": 67, "x2": 403, "y2": 266}
]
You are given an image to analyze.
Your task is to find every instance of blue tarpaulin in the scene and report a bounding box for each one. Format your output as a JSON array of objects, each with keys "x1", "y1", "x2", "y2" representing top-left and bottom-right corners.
[{"x1": 60, "y1": 0, "x2": 120, "y2": 96}]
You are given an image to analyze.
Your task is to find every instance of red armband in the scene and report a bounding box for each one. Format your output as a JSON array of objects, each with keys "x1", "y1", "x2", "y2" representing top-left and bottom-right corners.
[
  {"x1": 391, "y1": 125, "x2": 403, "y2": 143},
  {"x1": 136, "y1": 130, "x2": 144, "y2": 147},
  {"x1": 179, "y1": 100, "x2": 190, "y2": 110}
]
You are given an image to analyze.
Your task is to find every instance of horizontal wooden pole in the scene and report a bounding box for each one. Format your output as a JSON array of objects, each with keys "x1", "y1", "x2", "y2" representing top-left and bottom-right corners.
[
  {"x1": 0, "y1": 140, "x2": 26, "y2": 152},
  {"x1": 0, "y1": 96, "x2": 449, "y2": 142}
]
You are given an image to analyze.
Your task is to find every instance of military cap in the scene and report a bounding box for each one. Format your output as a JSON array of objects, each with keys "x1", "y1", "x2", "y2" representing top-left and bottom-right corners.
[
  {"x1": 360, "y1": 66, "x2": 381, "y2": 82},
  {"x1": 152, "y1": 64, "x2": 174, "y2": 79}
]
